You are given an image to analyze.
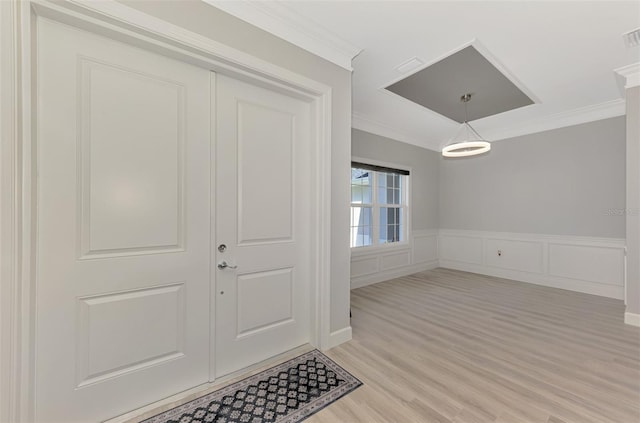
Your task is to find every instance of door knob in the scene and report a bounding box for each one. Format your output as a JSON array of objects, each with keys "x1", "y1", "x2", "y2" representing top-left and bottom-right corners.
[{"x1": 217, "y1": 261, "x2": 238, "y2": 270}]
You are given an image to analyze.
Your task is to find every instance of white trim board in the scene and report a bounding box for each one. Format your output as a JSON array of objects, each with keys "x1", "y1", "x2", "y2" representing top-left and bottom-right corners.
[
  {"x1": 327, "y1": 327, "x2": 353, "y2": 349},
  {"x1": 204, "y1": 0, "x2": 362, "y2": 71},
  {"x1": 624, "y1": 312, "x2": 640, "y2": 327},
  {"x1": 1, "y1": 1, "x2": 25, "y2": 422},
  {"x1": 615, "y1": 62, "x2": 640, "y2": 91},
  {"x1": 1, "y1": 1, "x2": 338, "y2": 421},
  {"x1": 1, "y1": 1, "x2": 34, "y2": 421}
]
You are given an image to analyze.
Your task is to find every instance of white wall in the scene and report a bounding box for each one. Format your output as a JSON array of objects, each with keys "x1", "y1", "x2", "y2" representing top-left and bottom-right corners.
[
  {"x1": 352, "y1": 128, "x2": 439, "y2": 230},
  {"x1": 438, "y1": 118, "x2": 627, "y2": 300},
  {"x1": 351, "y1": 129, "x2": 440, "y2": 287},
  {"x1": 352, "y1": 118, "x2": 627, "y2": 301},
  {"x1": 119, "y1": 0, "x2": 353, "y2": 335},
  {"x1": 439, "y1": 117, "x2": 626, "y2": 238}
]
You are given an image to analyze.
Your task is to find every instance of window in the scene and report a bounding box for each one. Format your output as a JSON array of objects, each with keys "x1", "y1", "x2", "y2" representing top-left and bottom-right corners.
[{"x1": 350, "y1": 162, "x2": 409, "y2": 248}]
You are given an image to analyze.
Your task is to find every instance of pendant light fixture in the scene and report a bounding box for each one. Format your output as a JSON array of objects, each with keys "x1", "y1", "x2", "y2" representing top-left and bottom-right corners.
[{"x1": 442, "y1": 93, "x2": 491, "y2": 158}]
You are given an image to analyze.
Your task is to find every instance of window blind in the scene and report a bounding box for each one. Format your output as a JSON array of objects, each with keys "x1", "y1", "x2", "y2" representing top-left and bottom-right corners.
[{"x1": 351, "y1": 161, "x2": 410, "y2": 176}]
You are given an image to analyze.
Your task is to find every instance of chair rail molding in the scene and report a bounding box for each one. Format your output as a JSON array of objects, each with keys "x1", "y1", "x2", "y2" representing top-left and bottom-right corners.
[{"x1": 1, "y1": 1, "x2": 337, "y2": 421}]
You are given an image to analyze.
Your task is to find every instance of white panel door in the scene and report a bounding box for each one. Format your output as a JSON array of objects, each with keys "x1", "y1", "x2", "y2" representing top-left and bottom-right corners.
[
  {"x1": 36, "y1": 19, "x2": 212, "y2": 422},
  {"x1": 215, "y1": 75, "x2": 311, "y2": 377}
]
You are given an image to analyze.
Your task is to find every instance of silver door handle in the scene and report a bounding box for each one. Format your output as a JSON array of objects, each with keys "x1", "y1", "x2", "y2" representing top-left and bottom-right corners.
[{"x1": 217, "y1": 261, "x2": 238, "y2": 270}]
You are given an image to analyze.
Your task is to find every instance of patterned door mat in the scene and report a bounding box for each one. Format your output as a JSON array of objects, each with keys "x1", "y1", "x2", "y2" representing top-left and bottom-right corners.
[{"x1": 142, "y1": 350, "x2": 362, "y2": 423}]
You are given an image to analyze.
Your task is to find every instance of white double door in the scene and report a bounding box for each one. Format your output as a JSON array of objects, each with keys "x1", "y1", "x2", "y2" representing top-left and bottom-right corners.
[{"x1": 36, "y1": 19, "x2": 311, "y2": 423}]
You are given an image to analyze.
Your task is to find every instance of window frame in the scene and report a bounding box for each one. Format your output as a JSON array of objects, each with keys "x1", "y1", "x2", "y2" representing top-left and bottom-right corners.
[{"x1": 350, "y1": 158, "x2": 411, "y2": 251}]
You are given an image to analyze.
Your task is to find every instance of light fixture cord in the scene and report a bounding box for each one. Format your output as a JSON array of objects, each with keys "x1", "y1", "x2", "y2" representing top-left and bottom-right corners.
[
  {"x1": 464, "y1": 97, "x2": 469, "y2": 123},
  {"x1": 463, "y1": 95, "x2": 470, "y2": 140}
]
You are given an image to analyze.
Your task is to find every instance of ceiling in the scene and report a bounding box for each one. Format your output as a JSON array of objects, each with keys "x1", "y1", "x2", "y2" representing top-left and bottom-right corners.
[
  {"x1": 211, "y1": 1, "x2": 640, "y2": 151},
  {"x1": 385, "y1": 45, "x2": 535, "y2": 123}
]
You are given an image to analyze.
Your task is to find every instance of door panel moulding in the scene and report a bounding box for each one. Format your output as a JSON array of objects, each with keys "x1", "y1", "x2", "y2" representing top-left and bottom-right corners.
[{"x1": 1, "y1": 1, "x2": 336, "y2": 421}]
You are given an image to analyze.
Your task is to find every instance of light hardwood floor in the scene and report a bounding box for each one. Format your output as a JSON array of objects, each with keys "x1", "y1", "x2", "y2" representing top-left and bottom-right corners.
[
  {"x1": 310, "y1": 268, "x2": 640, "y2": 423},
  {"x1": 118, "y1": 268, "x2": 639, "y2": 423}
]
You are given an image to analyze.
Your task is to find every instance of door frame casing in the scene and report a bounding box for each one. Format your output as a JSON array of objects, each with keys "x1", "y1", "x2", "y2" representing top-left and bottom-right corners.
[{"x1": 0, "y1": 1, "x2": 333, "y2": 421}]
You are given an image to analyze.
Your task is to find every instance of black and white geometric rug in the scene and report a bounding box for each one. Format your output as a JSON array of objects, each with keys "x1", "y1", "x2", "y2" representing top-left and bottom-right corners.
[{"x1": 142, "y1": 350, "x2": 362, "y2": 423}]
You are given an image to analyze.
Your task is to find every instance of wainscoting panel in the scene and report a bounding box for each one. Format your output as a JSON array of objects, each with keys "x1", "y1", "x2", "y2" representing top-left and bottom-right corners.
[
  {"x1": 413, "y1": 232, "x2": 438, "y2": 264},
  {"x1": 350, "y1": 256, "x2": 379, "y2": 278},
  {"x1": 484, "y1": 238, "x2": 544, "y2": 274},
  {"x1": 439, "y1": 235, "x2": 483, "y2": 265},
  {"x1": 380, "y1": 251, "x2": 411, "y2": 270},
  {"x1": 350, "y1": 230, "x2": 438, "y2": 289},
  {"x1": 438, "y1": 230, "x2": 626, "y2": 299},
  {"x1": 351, "y1": 229, "x2": 626, "y2": 300},
  {"x1": 548, "y1": 243, "x2": 624, "y2": 286}
]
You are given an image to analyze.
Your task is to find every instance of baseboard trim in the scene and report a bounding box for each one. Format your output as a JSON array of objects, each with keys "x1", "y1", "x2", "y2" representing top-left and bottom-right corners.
[
  {"x1": 624, "y1": 312, "x2": 640, "y2": 327},
  {"x1": 326, "y1": 326, "x2": 352, "y2": 350},
  {"x1": 351, "y1": 260, "x2": 438, "y2": 290},
  {"x1": 439, "y1": 260, "x2": 624, "y2": 299}
]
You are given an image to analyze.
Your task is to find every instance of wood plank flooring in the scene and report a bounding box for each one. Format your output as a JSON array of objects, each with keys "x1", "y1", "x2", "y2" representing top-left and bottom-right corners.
[
  {"x1": 310, "y1": 268, "x2": 640, "y2": 423},
  {"x1": 117, "y1": 268, "x2": 639, "y2": 423}
]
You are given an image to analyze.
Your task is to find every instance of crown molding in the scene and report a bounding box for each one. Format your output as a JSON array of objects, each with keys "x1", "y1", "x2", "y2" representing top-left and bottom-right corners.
[
  {"x1": 353, "y1": 98, "x2": 625, "y2": 152},
  {"x1": 484, "y1": 99, "x2": 626, "y2": 141},
  {"x1": 614, "y1": 62, "x2": 640, "y2": 89},
  {"x1": 204, "y1": 0, "x2": 362, "y2": 71},
  {"x1": 352, "y1": 112, "x2": 436, "y2": 150}
]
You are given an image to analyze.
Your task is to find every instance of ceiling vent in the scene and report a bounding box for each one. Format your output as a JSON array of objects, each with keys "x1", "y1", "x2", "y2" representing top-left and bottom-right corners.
[
  {"x1": 623, "y1": 28, "x2": 640, "y2": 48},
  {"x1": 395, "y1": 57, "x2": 424, "y2": 74}
]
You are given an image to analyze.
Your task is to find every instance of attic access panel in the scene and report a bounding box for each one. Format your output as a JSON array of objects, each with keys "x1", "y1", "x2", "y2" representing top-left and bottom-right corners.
[{"x1": 385, "y1": 45, "x2": 534, "y2": 123}]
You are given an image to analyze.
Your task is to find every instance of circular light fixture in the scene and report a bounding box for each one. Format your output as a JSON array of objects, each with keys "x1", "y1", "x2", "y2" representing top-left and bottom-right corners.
[
  {"x1": 441, "y1": 93, "x2": 491, "y2": 158},
  {"x1": 442, "y1": 140, "x2": 491, "y2": 157}
]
